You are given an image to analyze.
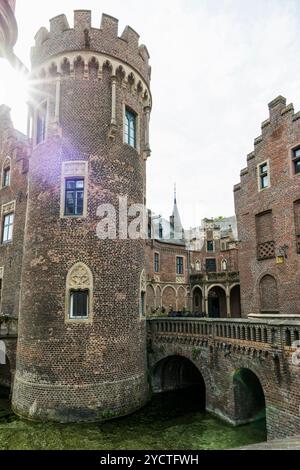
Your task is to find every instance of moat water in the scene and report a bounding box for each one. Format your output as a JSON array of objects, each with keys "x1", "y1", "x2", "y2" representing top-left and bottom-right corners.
[{"x1": 0, "y1": 387, "x2": 266, "y2": 450}]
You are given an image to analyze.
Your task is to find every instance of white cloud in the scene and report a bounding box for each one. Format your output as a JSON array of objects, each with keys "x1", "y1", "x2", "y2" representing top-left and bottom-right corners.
[{"x1": 2, "y1": 0, "x2": 300, "y2": 226}]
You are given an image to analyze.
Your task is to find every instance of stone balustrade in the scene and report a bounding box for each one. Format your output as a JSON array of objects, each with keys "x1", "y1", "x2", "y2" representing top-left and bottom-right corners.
[{"x1": 147, "y1": 317, "x2": 300, "y2": 350}]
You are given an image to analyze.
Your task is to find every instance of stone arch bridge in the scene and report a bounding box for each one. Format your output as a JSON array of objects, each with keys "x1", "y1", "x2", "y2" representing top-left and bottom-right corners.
[
  {"x1": 147, "y1": 317, "x2": 300, "y2": 440},
  {"x1": 1, "y1": 314, "x2": 300, "y2": 440}
]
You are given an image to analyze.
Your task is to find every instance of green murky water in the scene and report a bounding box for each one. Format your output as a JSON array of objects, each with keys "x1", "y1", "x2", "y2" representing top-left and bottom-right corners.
[{"x1": 0, "y1": 388, "x2": 266, "y2": 450}]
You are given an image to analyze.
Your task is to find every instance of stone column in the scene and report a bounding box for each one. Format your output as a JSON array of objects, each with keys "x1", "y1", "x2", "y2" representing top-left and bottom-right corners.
[{"x1": 226, "y1": 284, "x2": 232, "y2": 317}]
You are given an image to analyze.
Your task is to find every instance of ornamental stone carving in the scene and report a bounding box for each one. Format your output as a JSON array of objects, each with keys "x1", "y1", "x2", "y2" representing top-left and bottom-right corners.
[{"x1": 67, "y1": 263, "x2": 92, "y2": 289}]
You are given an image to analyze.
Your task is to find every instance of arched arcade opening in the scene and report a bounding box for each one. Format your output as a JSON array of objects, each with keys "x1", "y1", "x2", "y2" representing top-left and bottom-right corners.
[
  {"x1": 193, "y1": 287, "x2": 203, "y2": 313},
  {"x1": 230, "y1": 285, "x2": 241, "y2": 318},
  {"x1": 208, "y1": 286, "x2": 227, "y2": 318}
]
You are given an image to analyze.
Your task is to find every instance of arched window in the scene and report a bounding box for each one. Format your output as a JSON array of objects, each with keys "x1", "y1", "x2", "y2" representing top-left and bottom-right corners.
[
  {"x1": 221, "y1": 259, "x2": 227, "y2": 271},
  {"x1": 66, "y1": 262, "x2": 93, "y2": 322},
  {"x1": 2, "y1": 157, "x2": 11, "y2": 188}
]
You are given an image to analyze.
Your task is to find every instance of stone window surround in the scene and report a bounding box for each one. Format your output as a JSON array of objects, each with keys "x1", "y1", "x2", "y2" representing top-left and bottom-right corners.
[
  {"x1": 1, "y1": 200, "x2": 15, "y2": 245},
  {"x1": 1, "y1": 156, "x2": 11, "y2": 189},
  {"x1": 123, "y1": 102, "x2": 140, "y2": 154},
  {"x1": 257, "y1": 159, "x2": 270, "y2": 192},
  {"x1": 65, "y1": 262, "x2": 93, "y2": 324},
  {"x1": 60, "y1": 161, "x2": 88, "y2": 219}
]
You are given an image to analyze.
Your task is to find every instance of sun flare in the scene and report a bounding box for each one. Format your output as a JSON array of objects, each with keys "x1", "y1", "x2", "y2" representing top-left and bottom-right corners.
[{"x1": 0, "y1": 58, "x2": 28, "y2": 133}]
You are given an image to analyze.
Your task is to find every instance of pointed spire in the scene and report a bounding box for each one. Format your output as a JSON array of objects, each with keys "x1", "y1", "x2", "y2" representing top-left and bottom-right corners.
[{"x1": 170, "y1": 184, "x2": 184, "y2": 240}]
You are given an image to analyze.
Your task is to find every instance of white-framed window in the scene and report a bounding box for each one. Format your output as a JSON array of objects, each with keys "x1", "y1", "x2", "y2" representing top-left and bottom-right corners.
[
  {"x1": 2, "y1": 213, "x2": 14, "y2": 244},
  {"x1": 258, "y1": 160, "x2": 270, "y2": 190},
  {"x1": 123, "y1": 104, "x2": 140, "y2": 153},
  {"x1": 69, "y1": 290, "x2": 89, "y2": 319},
  {"x1": 66, "y1": 262, "x2": 93, "y2": 323},
  {"x1": 60, "y1": 161, "x2": 88, "y2": 218}
]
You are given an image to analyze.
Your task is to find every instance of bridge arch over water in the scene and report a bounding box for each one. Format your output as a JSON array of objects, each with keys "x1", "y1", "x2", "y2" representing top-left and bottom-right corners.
[
  {"x1": 151, "y1": 355, "x2": 206, "y2": 408},
  {"x1": 232, "y1": 367, "x2": 266, "y2": 425}
]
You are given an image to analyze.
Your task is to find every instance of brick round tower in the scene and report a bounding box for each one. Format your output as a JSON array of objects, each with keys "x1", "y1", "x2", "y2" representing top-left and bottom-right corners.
[{"x1": 12, "y1": 10, "x2": 152, "y2": 422}]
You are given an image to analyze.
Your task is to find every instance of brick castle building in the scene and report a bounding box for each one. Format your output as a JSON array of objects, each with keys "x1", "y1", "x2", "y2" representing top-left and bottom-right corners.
[
  {"x1": 235, "y1": 95, "x2": 300, "y2": 319},
  {"x1": 0, "y1": 6, "x2": 300, "y2": 429}
]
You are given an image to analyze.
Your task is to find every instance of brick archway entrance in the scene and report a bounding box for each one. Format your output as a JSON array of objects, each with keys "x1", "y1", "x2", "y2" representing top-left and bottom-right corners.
[{"x1": 208, "y1": 286, "x2": 227, "y2": 318}]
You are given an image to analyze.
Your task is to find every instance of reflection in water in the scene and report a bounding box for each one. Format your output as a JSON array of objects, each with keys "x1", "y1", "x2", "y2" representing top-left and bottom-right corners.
[{"x1": 0, "y1": 386, "x2": 266, "y2": 450}]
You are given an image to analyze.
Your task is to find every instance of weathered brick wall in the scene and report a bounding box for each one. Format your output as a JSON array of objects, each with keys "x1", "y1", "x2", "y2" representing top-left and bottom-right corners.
[
  {"x1": 12, "y1": 11, "x2": 151, "y2": 422},
  {"x1": 0, "y1": 106, "x2": 28, "y2": 318},
  {"x1": 234, "y1": 96, "x2": 300, "y2": 316}
]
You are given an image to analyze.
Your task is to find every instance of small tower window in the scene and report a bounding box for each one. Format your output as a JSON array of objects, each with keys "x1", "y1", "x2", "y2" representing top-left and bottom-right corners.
[
  {"x1": 69, "y1": 290, "x2": 89, "y2": 319},
  {"x1": 2, "y1": 212, "x2": 14, "y2": 243},
  {"x1": 64, "y1": 178, "x2": 84, "y2": 216},
  {"x1": 293, "y1": 148, "x2": 300, "y2": 174},
  {"x1": 125, "y1": 108, "x2": 137, "y2": 148},
  {"x1": 36, "y1": 101, "x2": 47, "y2": 145},
  {"x1": 3, "y1": 167, "x2": 10, "y2": 188}
]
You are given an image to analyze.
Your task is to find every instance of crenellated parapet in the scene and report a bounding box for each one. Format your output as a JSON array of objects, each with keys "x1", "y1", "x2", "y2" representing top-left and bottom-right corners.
[{"x1": 31, "y1": 11, "x2": 151, "y2": 86}]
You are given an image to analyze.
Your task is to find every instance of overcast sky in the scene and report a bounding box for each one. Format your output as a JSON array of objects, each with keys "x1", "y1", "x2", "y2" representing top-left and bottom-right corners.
[{"x1": 1, "y1": 0, "x2": 300, "y2": 227}]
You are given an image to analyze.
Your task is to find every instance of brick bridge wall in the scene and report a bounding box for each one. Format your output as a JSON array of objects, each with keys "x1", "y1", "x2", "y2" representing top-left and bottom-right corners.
[{"x1": 147, "y1": 318, "x2": 300, "y2": 440}]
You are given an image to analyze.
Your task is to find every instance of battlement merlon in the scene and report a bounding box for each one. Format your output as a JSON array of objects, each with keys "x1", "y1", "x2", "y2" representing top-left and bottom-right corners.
[{"x1": 31, "y1": 11, "x2": 151, "y2": 83}]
